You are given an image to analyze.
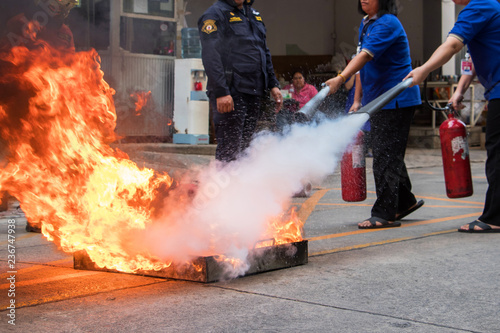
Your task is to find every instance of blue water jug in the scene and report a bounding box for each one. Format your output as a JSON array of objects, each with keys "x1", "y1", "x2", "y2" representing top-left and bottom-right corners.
[{"x1": 181, "y1": 28, "x2": 202, "y2": 58}]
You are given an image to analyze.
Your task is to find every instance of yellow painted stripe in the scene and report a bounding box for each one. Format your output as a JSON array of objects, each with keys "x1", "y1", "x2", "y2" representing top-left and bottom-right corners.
[
  {"x1": 0, "y1": 270, "x2": 102, "y2": 289},
  {"x1": 326, "y1": 190, "x2": 483, "y2": 205},
  {"x1": 415, "y1": 195, "x2": 483, "y2": 205},
  {"x1": 0, "y1": 257, "x2": 73, "y2": 279},
  {"x1": 0, "y1": 278, "x2": 165, "y2": 311},
  {"x1": 422, "y1": 229, "x2": 456, "y2": 236},
  {"x1": 316, "y1": 203, "x2": 373, "y2": 207},
  {"x1": 411, "y1": 170, "x2": 435, "y2": 175},
  {"x1": 316, "y1": 203, "x2": 483, "y2": 209},
  {"x1": 311, "y1": 229, "x2": 457, "y2": 256},
  {"x1": 307, "y1": 212, "x2": 481, "y2": 241},
  {"x1": 0, "y1": 232, "x2": 38, "y2": 246},
  {"x1": 297, "y1": 189, "x2": 329, "y2": 223},
  {"x1": 312, "y1": 237, "x2": 414, "y2": 256}
]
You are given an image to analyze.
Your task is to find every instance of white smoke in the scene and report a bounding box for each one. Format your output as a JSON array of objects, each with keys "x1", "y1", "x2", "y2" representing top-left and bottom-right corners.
[{"x1": 142, "y1": 112, "x2": 369, "y2": 277}]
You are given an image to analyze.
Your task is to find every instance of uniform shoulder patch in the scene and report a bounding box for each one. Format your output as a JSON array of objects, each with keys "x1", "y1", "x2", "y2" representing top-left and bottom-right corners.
[{"x1": 201, "y1": 19, "x2": 217, "y2": 34}]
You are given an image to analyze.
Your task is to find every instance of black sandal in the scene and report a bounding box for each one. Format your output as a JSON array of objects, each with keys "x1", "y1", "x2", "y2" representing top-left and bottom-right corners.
[
  {"x1": 458, "y1": 220, "x2": 500, "y2": 233},
  {"x1": 396, "y1": 200, "x2": 424, "y2": 221},
  {"x1": 358, "y1": 216, "x2": 401, "y2": 229}
]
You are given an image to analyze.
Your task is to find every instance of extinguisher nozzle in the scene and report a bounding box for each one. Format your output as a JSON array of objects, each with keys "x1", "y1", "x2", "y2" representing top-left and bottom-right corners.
[
  {"x1": 354, "y1": 78, "x2": 414, "y2": 118},
  {"x1": 296, "y1": 85, "x2": 330, "y2": 119}
]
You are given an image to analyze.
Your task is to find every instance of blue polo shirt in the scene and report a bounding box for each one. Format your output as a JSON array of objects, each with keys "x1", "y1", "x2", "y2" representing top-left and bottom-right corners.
[
  {"x1": 359, "y1": 14, "x2": 421, "y2": 109},
  {"x1": 449, "y1": 0, "x2": 500, "y2": 101}
]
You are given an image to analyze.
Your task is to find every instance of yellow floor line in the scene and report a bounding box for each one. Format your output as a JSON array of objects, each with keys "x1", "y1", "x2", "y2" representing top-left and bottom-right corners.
[
  {"x1": 316, "y1": 203, "x2": 374, "y2": 207},
  {"x1": 422, "y1": 229, "x2": 456, "y2": 237},
  {"x1": 297, "y1": 189, "x2": 329, "y2": 223},
  {"x1": 411, "y1": 170, "x2": 435, "y2": 174},
  {"x1": 0, "y1": 232, "x2": 39, "y2": 246},
  {"x1": 0, "y1": 270, "x2": 101, "y2": 289},
  {"x1": 316, "y1": 203, "x2": 483, "y2": 209},
  {"x1": 307, "y1": 212, "x2": 482, "y2": 241},
  {"x1": 311, "y1": 229, "x2": 458, "y2": 256},
  {"x1": 311, "y1": 237, "x2": 414, "y2": 256},
  {"x1": 414, "y1": 195, "x2": 483, "y2": 205},
  {"x1": 0, "y1": 257, "x2": 73, "y2": 279}
]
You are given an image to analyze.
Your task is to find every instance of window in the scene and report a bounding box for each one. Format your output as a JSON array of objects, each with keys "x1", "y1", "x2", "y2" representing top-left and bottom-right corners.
[{"x1": 123, "y1": 0, "x2": 174, "y2": 18}]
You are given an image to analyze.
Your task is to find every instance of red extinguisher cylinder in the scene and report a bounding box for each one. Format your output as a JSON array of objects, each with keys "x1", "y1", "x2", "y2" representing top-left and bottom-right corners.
[
  {"x1": 439, "y1": 114, "x2": 473, "y2": 198},
  {"x1": 341, "y1": 131, "x2": 367, "y2": 202}
]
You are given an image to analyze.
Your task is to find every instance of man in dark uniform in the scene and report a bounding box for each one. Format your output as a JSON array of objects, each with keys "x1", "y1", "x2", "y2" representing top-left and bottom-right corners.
[{"x1": 198, "y1": 0, "x2": 283, "y2": 162}]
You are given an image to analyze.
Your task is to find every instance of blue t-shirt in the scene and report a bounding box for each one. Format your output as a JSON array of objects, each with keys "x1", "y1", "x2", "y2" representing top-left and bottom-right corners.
[
  {"x1": 359, "y1": 14, "x2": 421, "y2": 109},
  {"x1": 449, "y1": 0, "x2": 500, "y2": 101}
]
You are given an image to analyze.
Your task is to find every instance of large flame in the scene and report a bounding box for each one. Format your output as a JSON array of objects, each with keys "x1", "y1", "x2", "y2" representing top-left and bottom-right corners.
[{"x1": 0, "y1": 44, "x2": 303, "y2": 274}]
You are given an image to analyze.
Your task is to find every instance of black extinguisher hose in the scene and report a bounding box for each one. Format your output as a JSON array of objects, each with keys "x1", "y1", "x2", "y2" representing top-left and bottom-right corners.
[{"x1": 423, "y1": 78, "x2": 457, "y2": 117}]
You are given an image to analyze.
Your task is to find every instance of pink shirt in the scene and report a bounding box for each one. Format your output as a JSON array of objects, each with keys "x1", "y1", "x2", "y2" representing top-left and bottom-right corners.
[{"x1": 283, "y1": 83, "x2": 318, "y2": 108}]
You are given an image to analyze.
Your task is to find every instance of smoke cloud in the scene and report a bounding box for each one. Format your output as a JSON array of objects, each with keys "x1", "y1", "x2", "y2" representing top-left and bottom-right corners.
[{"x1": 141, "y1": 113, "x2": 369, "y2": 277}]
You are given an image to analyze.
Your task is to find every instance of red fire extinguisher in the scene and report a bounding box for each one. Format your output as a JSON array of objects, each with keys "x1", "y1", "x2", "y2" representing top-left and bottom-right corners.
[
  {"x1": 341, "y1": 131, "x2": 367, "y2": 202},
  {"x1": 439, "y1": 110, "x2": 473, "y2": 198},
  {"x1": 424, "y1": 80, "x2": 473, "y2": 198}
]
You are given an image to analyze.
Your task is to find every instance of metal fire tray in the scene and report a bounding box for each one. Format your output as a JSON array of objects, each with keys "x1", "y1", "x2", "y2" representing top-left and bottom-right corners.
[{"x1": 74, "y1": 240, "x2": 308, "y2": 283}]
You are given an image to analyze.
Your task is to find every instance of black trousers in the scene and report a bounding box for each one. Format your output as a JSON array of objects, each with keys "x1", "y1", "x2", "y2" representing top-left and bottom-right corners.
[
  {"x1": 211, "y1": 93, "x2": 262, "y2": 162},
  {"x1": 370, "y1": 105, "x2": 418, "y2": 221},
  {"x1": 479, "y1": 98, "x2": 500, "y2": 226}
]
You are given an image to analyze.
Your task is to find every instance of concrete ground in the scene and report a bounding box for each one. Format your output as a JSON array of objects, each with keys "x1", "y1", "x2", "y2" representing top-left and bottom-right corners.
[{"x1": 1, "y1": 145, "x2": 498, "y2": 333}]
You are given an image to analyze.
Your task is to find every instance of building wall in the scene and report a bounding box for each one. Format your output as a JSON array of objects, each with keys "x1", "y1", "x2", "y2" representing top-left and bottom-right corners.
[
  {"x1": 423, "y1": 0, "x2": 443, "y2": 61},
  {"x1": 186, "y1": 0, "x2": 424, "y2": 64}
]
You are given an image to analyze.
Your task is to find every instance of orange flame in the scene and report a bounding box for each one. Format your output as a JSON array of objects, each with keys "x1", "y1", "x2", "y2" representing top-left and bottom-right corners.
[
  {"x1": 130, "y1": 91, "x2": 151, "y2": 116},
  {"x1": 0, "y1": 44, "x2": 303, "y2": 274},
  {"x1": 262, "y1": 207, "x2": 304, "y2": 247}
]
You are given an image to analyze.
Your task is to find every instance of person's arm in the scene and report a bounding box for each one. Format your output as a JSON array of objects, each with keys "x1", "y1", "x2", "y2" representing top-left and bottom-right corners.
[
  {"x1": 350, "y1": 74, "x2": 363, "y2": 112},
  {"x1": 449, "y1": 61, "x2": 476, "y2": 110},
  {"x1": 325, "y1": 51, "x2": 372, "y2": 95},
  {"x1": 404, "y1": 36, "x2": 464, "y2": 86},
  {"x1": 344, "y1": 75, "x2": 355, "y2": 91},
  {"x1": 198, "y1": 13, "x2": 234, "y2": 113}
]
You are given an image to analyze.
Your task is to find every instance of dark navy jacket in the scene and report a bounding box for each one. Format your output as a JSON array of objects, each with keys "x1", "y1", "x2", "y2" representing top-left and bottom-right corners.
[{"x1": 198, "y1": 0, "x2": 280, "y2": 98}]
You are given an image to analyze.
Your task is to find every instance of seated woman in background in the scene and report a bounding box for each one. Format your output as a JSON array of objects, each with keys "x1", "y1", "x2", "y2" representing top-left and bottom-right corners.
[
  {"x1": 276, "y1": 70, "x2": 318, "y2": 130},
  {"x1": 283, "y1": 70, "x2": 318, "y2": 108}
]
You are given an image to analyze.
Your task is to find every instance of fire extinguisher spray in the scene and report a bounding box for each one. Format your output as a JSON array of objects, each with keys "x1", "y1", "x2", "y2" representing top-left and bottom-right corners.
[
  {"x1": 341, "y1": 131, "x2": 367, "y2": 202},
  {"x1": 439, "y1": 107, "x2": 473, "y2": 198},
  {"x1": 297, "y1": 79, "x2": 415, "y2": 203}
]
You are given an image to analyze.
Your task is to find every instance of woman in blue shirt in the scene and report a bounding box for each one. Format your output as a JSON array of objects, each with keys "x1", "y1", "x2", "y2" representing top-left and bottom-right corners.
[
  {"x1": 326, "y1": 0, "x2": 423, "y2": 229},
  {"x1": 407, "y1": 0, "x2": 500, "y2": 233}
]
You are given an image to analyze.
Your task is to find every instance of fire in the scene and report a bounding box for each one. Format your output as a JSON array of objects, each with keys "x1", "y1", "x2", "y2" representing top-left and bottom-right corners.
[
  {"x1": 0, "y1": 43, "x2": 303, "y2": 275},
  {"x1": 130, "y1": 90, "x2": 152, "y2": 116},
  {"x1": 253, "y1": 207, "x2": 304, "y2": 249}
]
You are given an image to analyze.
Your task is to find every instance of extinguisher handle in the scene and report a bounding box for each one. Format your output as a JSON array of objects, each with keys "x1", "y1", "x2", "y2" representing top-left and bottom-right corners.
[
  {"x1": 424, "y1": 79, "x2": 456, "y2": 114},
  {"x1": 424, "y1": 79, "x2": 446, "y2": 111},
  {"x1": 446, "y1": 103, "x2": 456, "y2": 115}
]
